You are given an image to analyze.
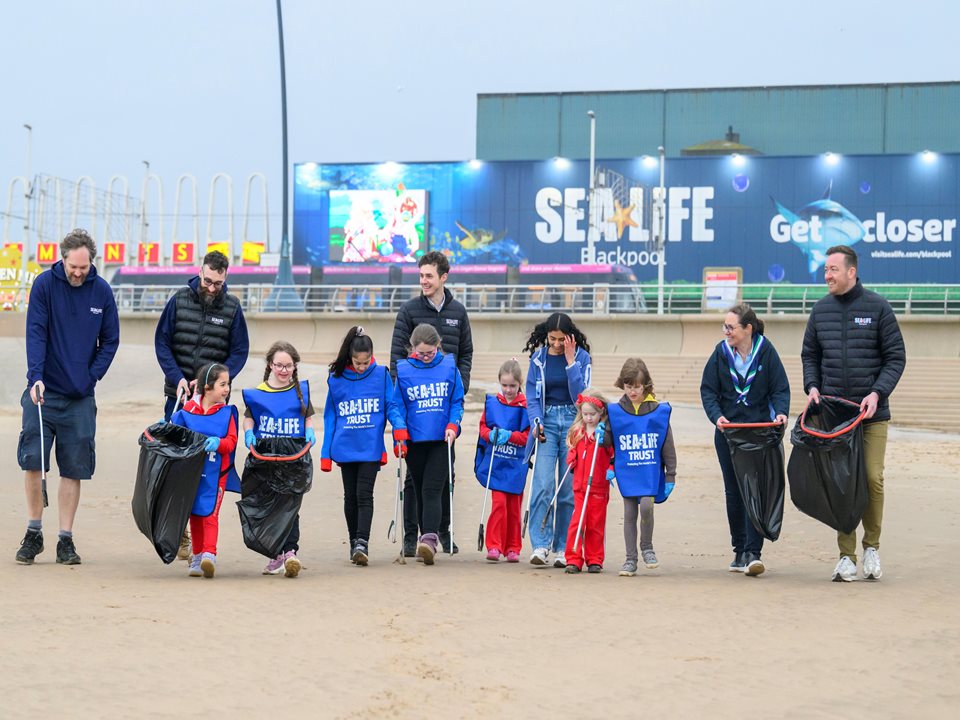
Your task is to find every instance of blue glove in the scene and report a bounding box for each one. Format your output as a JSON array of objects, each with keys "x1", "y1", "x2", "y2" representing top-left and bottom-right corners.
[
  {"x1": 244, "y1": 430, "x2": 256, "y2": 448},
  {"x1": 595, "y1": 421, "x2": 606, "y2": 445},
  {"x1": 605, "y1": 468, "x2": 616, "y2": 485},
  {"x1": 492, "y1": 428, "x2": 511, "y2": 446},
  {"x1": 204, "y1": 436, "x2": 219, "y2": 453},
  {"x1": 305, "y1": 427, "x2": 316, "y2": 445}
]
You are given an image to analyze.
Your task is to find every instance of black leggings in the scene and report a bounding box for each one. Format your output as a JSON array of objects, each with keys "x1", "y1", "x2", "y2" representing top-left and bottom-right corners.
[
  {"x1": 341, "y1": 461, "x2": 380, "y2": 543},
  {"x1": 404, "y1": 444, "x2": 454, "y2": 540},
  {"x1": 405, "y1": 441, "x2": 450, "y2": 536}
]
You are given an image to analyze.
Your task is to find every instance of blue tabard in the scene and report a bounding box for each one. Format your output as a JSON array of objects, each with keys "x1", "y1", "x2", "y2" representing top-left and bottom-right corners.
[
  {"x1": 170, "y1": 405, "x2": 242, "y2": 517},
  {"x1": 397, "y1": 354, "x2": 456, "y2": 442},
  {"x1": 608, "y1": 402, "x2": 672, "y2": 499},
  {"x1": 242, "y1": 381, "x2": 310, "y2": 439},
  {"x1": 473, "y1": 396, "x2": 530, "y2": 495},
  {"x1": 326, "y1": 366, "x2": 388, "y2": 463}
]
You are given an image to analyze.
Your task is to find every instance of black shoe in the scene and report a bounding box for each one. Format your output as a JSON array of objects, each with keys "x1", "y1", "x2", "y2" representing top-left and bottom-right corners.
[
  {"x1": 439, "y1": 531, "x2": 459, "y2": 555},
  {"x1": 16, "y1": 529, "x2": 44, "y2": 565},
  {"x1": 729, "y1": 551, "x2": 746, "y2": 573},
  {"x1": 587, "y1": 564, "x2": 603, "y2": 574},
  {"x1": 351, "y1": 541, "x2": 369, "y2": 566},
  {"x1": 349, "y1": 538, "x2": 357, "y2": 562},
  {"x1": 56, "y1": 536, "x2": 82, "y2": 565},
  {"x1": 743, "y1": 551, "x2": 764, "y2": 577},
  {"x1": 403, "y1": 536, "x2": 417, "y2": 558},
  {"x1": 564, "y1": 564, "x2": 581, "y2": 574}
]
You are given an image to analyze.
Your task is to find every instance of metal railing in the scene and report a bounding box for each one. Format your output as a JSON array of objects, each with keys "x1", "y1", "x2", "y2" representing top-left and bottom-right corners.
[{"x1": 99, "y1": 283, "x2": 960, "y2": 316}]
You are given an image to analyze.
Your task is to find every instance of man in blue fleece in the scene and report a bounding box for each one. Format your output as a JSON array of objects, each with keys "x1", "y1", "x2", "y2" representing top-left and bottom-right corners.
[{"x1": 16, "y1": 229, "x2": 120, "y2": 566}]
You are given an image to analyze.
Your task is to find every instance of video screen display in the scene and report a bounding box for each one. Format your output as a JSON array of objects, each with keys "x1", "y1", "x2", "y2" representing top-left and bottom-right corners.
[{"x1": 328, "y1": 188, "x2": 427, "y2": 263}]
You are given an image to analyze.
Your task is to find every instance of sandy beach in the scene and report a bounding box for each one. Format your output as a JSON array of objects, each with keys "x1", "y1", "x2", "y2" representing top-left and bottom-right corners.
[{"x1": 1, "y1": 342, "x2": 958, "y2": 719}]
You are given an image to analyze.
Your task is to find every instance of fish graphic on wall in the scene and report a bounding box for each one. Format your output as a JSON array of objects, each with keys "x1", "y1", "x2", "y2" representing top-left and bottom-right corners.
[{"x1": 772, "y1": 182, "x2": 866, "y2": 278}]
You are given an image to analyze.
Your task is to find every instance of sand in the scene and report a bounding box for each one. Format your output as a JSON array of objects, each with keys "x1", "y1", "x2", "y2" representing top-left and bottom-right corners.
[{"x1": 1, "y1": 343, "x2": 958, "y2": 719}]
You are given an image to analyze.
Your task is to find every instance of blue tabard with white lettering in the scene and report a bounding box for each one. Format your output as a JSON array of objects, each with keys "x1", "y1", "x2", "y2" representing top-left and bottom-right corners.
[
  {"x1": 397, "y1": 354, "x2": 456, "y2": 442},
  {"x1": 326, "y1": 366, "x2": 388, "y2": 463},
  {"x1": 473, "y1": 396, "x2": 530, "y2": 495},
  {"x1": 242, "y1": 382, "x2": 310, "y2": 439},
  {"x1": 608, "y1": 402, "x2": 671, "y2": 498},
  {"x1": 170, "y1": 405, "x2": 242, "y2": 517}
]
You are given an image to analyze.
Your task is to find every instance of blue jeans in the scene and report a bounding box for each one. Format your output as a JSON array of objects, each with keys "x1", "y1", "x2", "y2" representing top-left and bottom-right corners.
[
  {"x1": 529, "y1": 405, "x2": 576, "y2": 553},
  {"x1": 714, "y1": 429, "x2": 764, "y2": 557}
]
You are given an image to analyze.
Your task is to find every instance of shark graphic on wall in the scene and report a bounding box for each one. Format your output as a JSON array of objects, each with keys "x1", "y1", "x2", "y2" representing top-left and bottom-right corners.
[{"x1": 772, "y1": 182, "x2": 866, "y2": 278}]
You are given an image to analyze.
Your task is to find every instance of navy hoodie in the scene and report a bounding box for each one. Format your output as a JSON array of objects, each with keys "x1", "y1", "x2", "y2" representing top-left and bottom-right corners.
[{"x1": 26, "y1": 261, "x2": 120, "y2": 398}]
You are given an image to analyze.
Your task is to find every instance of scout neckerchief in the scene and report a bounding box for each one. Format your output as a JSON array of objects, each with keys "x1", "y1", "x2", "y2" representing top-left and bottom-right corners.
[{"x1": 722, "y1": 334, "x2": 764, "y2": 405}]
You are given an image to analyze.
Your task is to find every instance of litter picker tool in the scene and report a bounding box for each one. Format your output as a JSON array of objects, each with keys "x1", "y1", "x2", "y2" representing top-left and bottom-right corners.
[
  {"x1": 477, "y1": 443, "x2": 497, "y2": 551},
  {"x1": 388, "y1": 454, "x2": 403, "y2": 543},
  {"x1": 572, "y1": 421, "x2": 605, "y2": 554},
  {"x1": 521, "y1": 419, "x2": 542, "y2": 538},
  {"x1": 540, "y1": 464, "x2": 573, "y2": 532},
  {"x1": 447, "y1": 437, "x2": 455, "y2": 554},
  {"x1": 35, "y1": 383, "x2": 48, "y2": 508}
]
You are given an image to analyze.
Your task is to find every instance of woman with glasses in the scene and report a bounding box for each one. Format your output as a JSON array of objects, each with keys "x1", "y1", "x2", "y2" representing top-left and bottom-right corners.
[
  {"x1": 242, "y1": 341, "x2": 316, "y2": 578},
  {"x1": 393, "y1": 324, "x2": 465, "y2": 565},
  {"x1": 700, "y1": 303, "x2": 790, "y2": 577}
]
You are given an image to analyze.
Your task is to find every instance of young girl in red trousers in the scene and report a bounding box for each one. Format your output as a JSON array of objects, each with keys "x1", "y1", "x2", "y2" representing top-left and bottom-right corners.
[
  {"x1": 170, "y1": 362, "x2": 241, "y2": 579},
  {"x1": 475, "y1": 359, "x2": 530, "y2": 563},
  {"x1": 563, "y1": 389, "x2": 614, "y2": 574}
]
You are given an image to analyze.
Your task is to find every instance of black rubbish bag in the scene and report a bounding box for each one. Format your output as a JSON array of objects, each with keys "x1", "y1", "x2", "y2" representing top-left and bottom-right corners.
[
  {"x1": 722, "y1": 423, "x2": 786, "y2": 541},
  {"x1": 132, "y1": 422, "x2": 208, "y2": 564},
  {"x1": 787, "y1": 396, "x2": 867, "y2": 534},
  {"x1": 236, "y1": 437, "x2": 313, "y2": 558}
]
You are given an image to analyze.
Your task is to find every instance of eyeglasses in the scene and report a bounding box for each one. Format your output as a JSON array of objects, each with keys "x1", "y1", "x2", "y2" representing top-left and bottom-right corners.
[
  {"x1": 271, "y1": 362, "x2": 295, "y2": 372},
  {"x1": 721, "y1": 323, "x2": 740, "y2": 333},
  {"x1": 415, "y1": 348, "x2": 438, "y2": 360},
  {"x1": 200, "y1": 276, "x2": 225, "y2": 289}
]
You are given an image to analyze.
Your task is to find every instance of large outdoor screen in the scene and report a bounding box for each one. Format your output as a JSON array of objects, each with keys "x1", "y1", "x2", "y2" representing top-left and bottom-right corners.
[{"x1": 328, "y1": 189, "x2": 427, "y2": 263}]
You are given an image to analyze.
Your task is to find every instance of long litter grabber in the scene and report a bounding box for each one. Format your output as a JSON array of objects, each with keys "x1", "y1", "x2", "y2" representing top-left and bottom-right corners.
[
  {"x1": 521, "y1": 419, "x2": 542, "y2": 538},
  {"x1": 477, "y1": 443, "x2": 497, "y2": 551},
  {"x1": 539, "y1": 464, "x2": 573, "y2": 532},
  {"x1": 390, "y1": 454, "x2": 406, "y2": 564},
  {"x1": 447, "y1": 437, "x2": 455, "y2": 555},
  {"x1": 572, "y1": 421, "x2": 605, "y2": 554},
  {"x1": 36, "y1": 384, "x2": 48, "y2": 507}
]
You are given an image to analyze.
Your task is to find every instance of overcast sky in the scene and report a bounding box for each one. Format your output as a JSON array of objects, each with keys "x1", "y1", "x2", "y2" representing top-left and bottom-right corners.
[{"x1": 1, "y1": 0, "x2": 956, "y2": 243}]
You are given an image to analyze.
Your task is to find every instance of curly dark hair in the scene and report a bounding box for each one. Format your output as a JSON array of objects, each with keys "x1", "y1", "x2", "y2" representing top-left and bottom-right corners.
[{"x1": 522, "y1": 312, "x2": 590, "y2": 356}]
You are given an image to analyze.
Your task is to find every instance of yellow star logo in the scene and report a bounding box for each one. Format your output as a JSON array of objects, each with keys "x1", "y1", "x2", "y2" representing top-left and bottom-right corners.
[{"x1": 609, "y1": 200, "x2": 638, "y2": 239}]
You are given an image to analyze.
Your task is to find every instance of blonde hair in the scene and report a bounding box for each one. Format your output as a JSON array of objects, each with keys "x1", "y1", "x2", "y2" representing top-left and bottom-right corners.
[
  {"x1": 567, "y1": 388, "x2": 610, "y2": 448},
  {"x1": 498, "y1": 358, "x2": 523, "y2": 386}
]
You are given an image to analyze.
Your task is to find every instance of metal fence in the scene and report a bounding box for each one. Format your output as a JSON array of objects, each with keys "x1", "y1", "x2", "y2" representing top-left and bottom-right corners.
[{"x1": 104, "y1": 283, "x2": 960, "y2": 316}]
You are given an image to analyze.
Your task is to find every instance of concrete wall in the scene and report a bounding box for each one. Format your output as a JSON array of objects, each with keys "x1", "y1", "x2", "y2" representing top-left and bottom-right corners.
[{"x1": 4, "y1": 312, "x2": 954, "y2": 359}]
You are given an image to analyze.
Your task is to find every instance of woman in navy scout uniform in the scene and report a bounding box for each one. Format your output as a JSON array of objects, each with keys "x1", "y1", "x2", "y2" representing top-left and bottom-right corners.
[
  {"x1": 321, "y1": 326, "x2": 404, "y2": 566},
  {"x1": 475, "y1": 359, "x2": 530, "y2": 563},
  {"x1": 242, "y1": 341, "x2": 316, "y2": 578},
  {"x1": 607, "y1": 358, "x2": 677, "y2": 577},
  {"x1": 393, "y1": 324, "x2": 465, "y2": 566},
  {"x1": 170, "y1": 362, "x2": 241, "y2": 579}
]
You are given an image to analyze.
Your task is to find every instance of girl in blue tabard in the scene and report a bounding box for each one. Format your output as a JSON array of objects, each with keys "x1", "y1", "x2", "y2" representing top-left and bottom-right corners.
[
  {"x1": 475, "y1": 358, "x2": 530, "y2": 563},
  {"x1": 321, "y1": 326, "x2": 404, "y2": 566},
  {"x1": 170, "y1": 362, "x2": 241, "y2": 579},
  {"x1": 607, "y1": 358, "x2": 677, "y2": 577},
  {"x1": 393, "y1": 323, "x2": 465, "y2": 566},
  {"x1": 242, "y1": 341, "x2": 316, "y2": 578}
]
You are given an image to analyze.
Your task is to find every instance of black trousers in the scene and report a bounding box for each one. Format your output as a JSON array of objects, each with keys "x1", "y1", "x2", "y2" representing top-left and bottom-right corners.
[
  {"x1": 282, "y1": 515, "x2": 300, "y2": 553},
  {"x1": 404, "y1": 441, "x2": 451, "y2": 537},
  {"x1": 341, "y1": 461, "x2": 380, "y2": 543}
]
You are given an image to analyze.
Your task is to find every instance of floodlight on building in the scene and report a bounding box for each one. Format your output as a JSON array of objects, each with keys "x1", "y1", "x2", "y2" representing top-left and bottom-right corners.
[
  {"x1": 378, "y1": 161, "x2": 401, "y2": 178},
  {"x1": 553, "y1": 156, "x2": 571, "y2": 169},
  {"x1": 731, "y1": 153, "x2": 746, "y2": 167},
  {"x1": 641, "y1": 155, "x2": 658, "y2": 168},
  {"x1": 824, "y1": 152, "x2": 840, "y2": 166},
  {"x1": 468, "y1": 159, "x2": 484, "y2": 170},
  {"x1": 921, "y1": 150, "x2": 937, "y2": 164}
]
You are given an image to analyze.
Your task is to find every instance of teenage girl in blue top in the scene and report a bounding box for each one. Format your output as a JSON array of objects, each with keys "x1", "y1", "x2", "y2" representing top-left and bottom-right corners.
[{"x1": 321, "y1": 326, "x2": 404, "y2": 566}]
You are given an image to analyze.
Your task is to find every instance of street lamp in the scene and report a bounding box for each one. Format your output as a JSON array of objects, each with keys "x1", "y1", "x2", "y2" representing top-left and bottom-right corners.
[
  {"x1": 21, "y1": 124, "x2": 32, "y2": 305},
  {"x1": 657, "y1": 145, "x2": 666, "y2": 315},
  {"x1": 586, "y1": 110, "x2": 596, "y2": 263}
]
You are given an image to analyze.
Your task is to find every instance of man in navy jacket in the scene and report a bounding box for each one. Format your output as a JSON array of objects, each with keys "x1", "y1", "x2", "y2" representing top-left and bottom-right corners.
[{"x1": 16, "y1": 229, "x2": 120, "y2": 566}]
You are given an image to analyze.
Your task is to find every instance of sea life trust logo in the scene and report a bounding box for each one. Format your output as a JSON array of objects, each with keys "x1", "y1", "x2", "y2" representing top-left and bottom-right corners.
[{"x1": 769, "y1": 182, "x2": 865, "y2": 276}]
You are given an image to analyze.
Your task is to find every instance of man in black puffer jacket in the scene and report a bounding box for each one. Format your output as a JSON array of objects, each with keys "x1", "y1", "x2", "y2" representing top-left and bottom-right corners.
[
  {"x1": 801, "y1": 245, "x2": 905, "y2": 584},
  {"x1": 390, "y1": 251, "x2": 473, "y2": 556}
]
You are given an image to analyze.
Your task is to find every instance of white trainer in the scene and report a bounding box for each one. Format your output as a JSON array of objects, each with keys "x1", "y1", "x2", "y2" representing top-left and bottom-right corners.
[
  {"x1": 553, "y1": 553, "x2": 567, "y2": 568},
  {"x1": 529, "y1": 547, "x2": 548, "y2": 566},
  {"x1": 832, "y1": 555, "x2": 858, "y2": 582},
  {"x1": 862, "y1": 548, "x2": 883, "y2": 580}
]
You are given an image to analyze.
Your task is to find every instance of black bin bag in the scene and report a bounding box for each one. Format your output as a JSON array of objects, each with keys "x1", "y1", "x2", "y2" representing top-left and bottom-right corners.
[
  {"x1": 722, "y1": 422, "x2": 786, "y2": 541},
  {"x1": 787, "y1": 396, "x2": 867, "y2": 534},
  {"x1": 132, "y1": 422, "x2": 208, "y2": 563},
  {"x1": 236, "y1": 437, "x2": 313, "y2": 558}
]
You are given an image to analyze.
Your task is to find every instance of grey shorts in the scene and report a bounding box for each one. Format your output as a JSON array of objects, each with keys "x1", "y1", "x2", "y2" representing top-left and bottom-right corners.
[{"x1": 17, "y1": 389, "x2": 97, "y2": 480}]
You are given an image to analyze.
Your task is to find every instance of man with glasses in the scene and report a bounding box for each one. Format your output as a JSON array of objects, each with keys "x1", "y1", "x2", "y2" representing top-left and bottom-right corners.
[
  {"x1": 390, "y1": 251, "x2": 473, "y2": 557},
  {"x1": 154, "y1": 250, "x2": 249, "y2": 558}
]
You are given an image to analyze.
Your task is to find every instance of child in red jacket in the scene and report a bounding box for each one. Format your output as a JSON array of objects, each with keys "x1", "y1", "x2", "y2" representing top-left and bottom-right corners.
[
  {"x1": 476, "y1": 359, "x2": 531, "y2": 563},
  {"x1": 563, "y1": 389, "x2": 613, "y2": 573}
]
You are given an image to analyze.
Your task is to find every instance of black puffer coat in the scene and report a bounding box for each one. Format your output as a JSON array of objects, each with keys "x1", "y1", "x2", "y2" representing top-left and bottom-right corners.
[
  {"x1": 390, "y1": 288, "x2": 473, "y2": 391},
  {"x1": 801, "y1": 280, "x2": 906, "y2": 422}
]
